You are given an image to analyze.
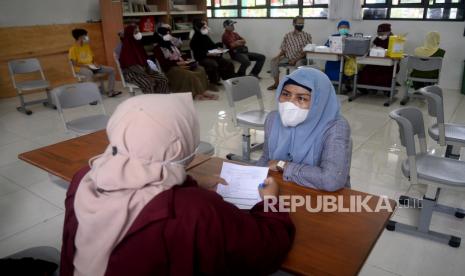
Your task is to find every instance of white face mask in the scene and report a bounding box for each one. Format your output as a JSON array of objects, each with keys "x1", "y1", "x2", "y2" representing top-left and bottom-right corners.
[
  {"x1": 378, "y1": 35, "x2": 388, "y2": 40},
  {"x1": 83, "y1": 35, "x2": 90, "y2": 43},
  {"x1": 163, "y1": 34, "x2": 173, "y2": 41},
  {"x1": 200, "y1": 28, "x2": 209, "y2": 35},
  {"x1": 133, "y1": 32, "x2": 143, "y2": 40},
  {"x1": 278, "y1": 101, "x2": 309, "y2": 127}
]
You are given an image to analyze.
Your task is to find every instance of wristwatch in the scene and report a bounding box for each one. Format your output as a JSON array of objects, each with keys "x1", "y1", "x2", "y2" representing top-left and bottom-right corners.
[{"x1": 276, "y1": 160, "x2": 287, "y2": 172}]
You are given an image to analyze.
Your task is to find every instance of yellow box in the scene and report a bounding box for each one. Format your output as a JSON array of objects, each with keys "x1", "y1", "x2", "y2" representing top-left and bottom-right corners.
[{"x1": 387, "y1": 35, "x2": 406, "y2": 58}]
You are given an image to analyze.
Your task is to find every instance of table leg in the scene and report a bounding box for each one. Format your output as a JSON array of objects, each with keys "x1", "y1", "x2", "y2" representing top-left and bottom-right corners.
[
  {"x1": 337, "y1": 56, "x2": 344, "y2": 94},
  {"x1": 348, "y1": 58, "x2": 358, "y2": 102},
  {"x1": 384, "y1": 60, "x2": 398, "y2": 107}
]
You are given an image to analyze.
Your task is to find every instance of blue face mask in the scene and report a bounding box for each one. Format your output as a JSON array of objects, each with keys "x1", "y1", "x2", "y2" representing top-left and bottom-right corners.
[{"x1": 338, "y1": 28, "x2": 349, "y2": 36}]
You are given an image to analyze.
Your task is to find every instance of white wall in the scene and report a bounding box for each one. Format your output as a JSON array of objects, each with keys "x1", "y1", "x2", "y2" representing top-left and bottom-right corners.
[
  {"x1": 208, "y1": 1, "x2": 465, "y2": 90},
  {"x1": 0, "y1": 0, "x2": 100, "y2": 27}
]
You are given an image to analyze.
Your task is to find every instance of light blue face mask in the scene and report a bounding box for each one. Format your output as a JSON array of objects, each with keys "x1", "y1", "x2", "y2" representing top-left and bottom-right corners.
[{"x1": 338, "y1": 28, "x2": 349, "y2": 36}]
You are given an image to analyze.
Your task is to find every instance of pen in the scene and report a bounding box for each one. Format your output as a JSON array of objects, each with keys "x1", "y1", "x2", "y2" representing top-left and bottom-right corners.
[{"x1": 258, "y1": 182, "x2": 267, "y2": 189}]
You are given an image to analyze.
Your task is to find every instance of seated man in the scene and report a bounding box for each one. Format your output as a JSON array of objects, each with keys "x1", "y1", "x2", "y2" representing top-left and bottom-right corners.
[
  {"x1": 69, "y1": 28, "x2": 121, "y2": 97},
  {"x1": 222, "y1": 20, "x2": 265, "y2": 78},
  {"x1": 268, "y1": 16, "x2": 312, "y2": 90}
]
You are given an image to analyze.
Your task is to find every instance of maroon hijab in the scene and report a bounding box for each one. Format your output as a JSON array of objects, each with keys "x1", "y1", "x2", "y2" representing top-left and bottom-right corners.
[{"x1": 119, "y1": 25, "x2": 148, "y2": 69}]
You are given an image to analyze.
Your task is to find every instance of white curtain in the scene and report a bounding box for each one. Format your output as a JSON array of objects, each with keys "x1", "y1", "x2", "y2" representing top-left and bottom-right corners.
[
  {"x1": 352, "y1": 0, "x2": 364, "y2": 20},
  {"x1": 328, "y1": 0, "x2": 342, "y2": 20}
]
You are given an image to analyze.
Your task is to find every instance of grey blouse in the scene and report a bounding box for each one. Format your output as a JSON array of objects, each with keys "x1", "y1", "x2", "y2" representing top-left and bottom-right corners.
[{"x1": 256, "y1": 111, "x2": 351, "y2": 192}]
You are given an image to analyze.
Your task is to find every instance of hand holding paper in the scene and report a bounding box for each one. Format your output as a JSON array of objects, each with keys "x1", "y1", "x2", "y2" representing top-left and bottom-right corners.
[{"x1": 217, "y1": 162, "x2": 269, "y2": 209}]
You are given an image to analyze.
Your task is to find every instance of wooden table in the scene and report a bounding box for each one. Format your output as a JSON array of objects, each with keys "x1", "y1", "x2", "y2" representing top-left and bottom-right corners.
[
  {"x1": 305, "y1": 50, "x2": 345, "y2": 94},
  {"x1": 19, "y1": 133, "x2": 395, "y2": 275},
  {"x1": 18, "y1": 130, "x2": 211, "y2": 182},
  {"x1": 189, "y1": 157, "x2": 395, "y2": 276}
]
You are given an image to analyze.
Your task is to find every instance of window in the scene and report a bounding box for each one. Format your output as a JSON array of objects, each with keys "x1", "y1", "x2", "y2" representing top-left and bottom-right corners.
[
  {"x1": 362, "y1": 0, "x2": 465, "y2": 21},
  {"x1": 207, "y1": 0, "x2": 328, "y2": 18}
]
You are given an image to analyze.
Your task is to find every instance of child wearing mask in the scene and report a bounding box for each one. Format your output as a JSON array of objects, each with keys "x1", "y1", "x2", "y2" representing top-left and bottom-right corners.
[
  {"x1": 69, "y1": 28, "x2": 121, "y2": 97},
  {"x1": 268, "y1": 16, "x2": 313, "y2": 90}
]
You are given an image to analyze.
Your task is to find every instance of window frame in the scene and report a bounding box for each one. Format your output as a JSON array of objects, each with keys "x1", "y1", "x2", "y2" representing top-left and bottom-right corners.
[
  {"x1": 207, "y1": 0, "x2": 329, "y2": 19},
  {"x1": 362, "y1": 0, "x2": 465, "y2": 21}
]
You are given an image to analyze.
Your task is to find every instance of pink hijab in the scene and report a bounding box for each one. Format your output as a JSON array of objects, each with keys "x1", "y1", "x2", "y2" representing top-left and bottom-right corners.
[{"x1": 73, "y1": 93, "x2": 200, "y2": 276}]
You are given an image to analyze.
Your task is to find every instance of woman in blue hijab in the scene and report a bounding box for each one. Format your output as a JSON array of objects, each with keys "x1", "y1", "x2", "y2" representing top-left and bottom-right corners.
[{"x1": 256, "y1": 68, "x2": 351, "y2": 191}]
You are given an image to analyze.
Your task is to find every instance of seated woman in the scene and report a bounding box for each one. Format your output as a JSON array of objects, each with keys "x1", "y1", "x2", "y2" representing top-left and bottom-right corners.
[
  {"x1": 190, "y1": 19, "x2": 235, "y2": 86},
  {"x1": 357, "y1": 23, "x2": 398, "y2": 90},
  {"x1": 119, "y1": 25, "x2": 169, "y2": 94},
  {"x1": 411, "y1": 31, "x2": 445, "y2": 90},
  {"x1": 60, "y1": 93, "x2": 295, "y2": 276},
  {"x1": 256, "y1": 68, "x2": 351, "y2": 192},
  {"x1": 153, "y1": 27, "x2": 217, "y2": 100}
]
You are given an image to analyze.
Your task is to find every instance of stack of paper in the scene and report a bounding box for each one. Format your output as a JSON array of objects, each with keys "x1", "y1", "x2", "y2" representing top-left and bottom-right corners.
[
  {"x1": 208, "y1": 49, "x2": 229, "y2": 55},
  {"x1": 217, "y1": 162, "x2": 268, "y2": 209}
]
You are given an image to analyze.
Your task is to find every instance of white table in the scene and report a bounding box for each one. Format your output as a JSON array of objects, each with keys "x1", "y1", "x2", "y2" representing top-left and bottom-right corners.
[
  {"x1": 350, "y1": 56, "x2": 403, "y2": 107},
  {"x1": 305, "y1": 51, "x2": 344, "y2": 94}
]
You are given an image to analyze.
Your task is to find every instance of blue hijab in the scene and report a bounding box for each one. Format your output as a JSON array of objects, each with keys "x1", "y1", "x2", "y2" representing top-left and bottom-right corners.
[{"x1": 268, "y1": 68, "x2": 340, "y2": 165}]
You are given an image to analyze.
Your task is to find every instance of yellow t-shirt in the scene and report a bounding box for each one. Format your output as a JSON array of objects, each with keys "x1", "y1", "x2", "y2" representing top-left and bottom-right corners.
[{"x1": 68, "y1": 43, "x2": 94, "y2": 72}]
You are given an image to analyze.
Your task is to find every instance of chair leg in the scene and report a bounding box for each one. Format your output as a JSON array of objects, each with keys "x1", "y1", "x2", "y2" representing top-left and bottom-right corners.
[
  {"x1": 226, "y1": 128, "x2": 256, "y2": 164},
  {"x1": 400, "y1": 86, "x2": 410, "y2": 105},
  {"x1": 43, "y1": 89, "x2": 56, "y2": 110},
  {"x1": 99, "y1": 80, "x2": 105, "y2": 94},
  {"x1": 16, "y1": 93, "x2": 32, "y2": 115},
  {"x1": 241, "y1": 131, "x2": 251, "y2": 161},
  {"x1": 445, "y1": 145, "x2": 461, "y2": 160},
  {"x1": 387, "y1": 191, "x2": 462, "y2": 247}
]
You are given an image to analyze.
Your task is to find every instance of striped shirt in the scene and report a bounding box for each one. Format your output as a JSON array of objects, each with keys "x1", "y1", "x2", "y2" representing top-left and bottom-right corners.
[{"x1": 280, "y1": 31, "x2": 312, "y2": 61}]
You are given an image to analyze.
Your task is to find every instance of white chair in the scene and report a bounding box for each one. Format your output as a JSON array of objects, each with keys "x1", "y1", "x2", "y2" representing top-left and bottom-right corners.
[
  {"x1": 400, "y1": 56, "x2": 443, "y2": 105},
  {"x1": 224, "y1": 76, "x2": 269, "y2": 162},
  {"x1": 7, "y1": 58, "x2": 55, "y2": 115},
  {"x1": 113, "y1": 52, "x2": 141, "y2": 96},
  {"x1": 69, "y1": 59, "x2": 106, "y2": 93},
  {"x1": 387, "y1": 107, "x2": 465, "y2": 247},
  {"x1": 415, "y1": 85, "x2": 465, "y2": 159},
  {"x1": 51, "y1": 82, "x2": 109, "y2": 135}
]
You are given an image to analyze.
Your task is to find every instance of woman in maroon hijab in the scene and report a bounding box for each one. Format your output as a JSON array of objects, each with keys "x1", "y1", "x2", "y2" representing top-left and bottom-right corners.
[
  {"x1": 119, "y1": 25, "x2": 169, "y2": 94},
  {"x1": 357, "y1": 23, "x2": 398, "y2": 90}
]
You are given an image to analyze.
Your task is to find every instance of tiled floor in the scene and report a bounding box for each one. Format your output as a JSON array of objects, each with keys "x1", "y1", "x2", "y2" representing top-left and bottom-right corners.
[{"x1": 1, "y1": 77, "x2": 465, "y2": 276}]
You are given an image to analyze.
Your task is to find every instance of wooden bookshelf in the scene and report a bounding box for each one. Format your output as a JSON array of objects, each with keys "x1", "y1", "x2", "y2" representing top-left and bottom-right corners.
[
  {"x1": 123, "y1": 12, "x2": 168, "y2": 16},
  {"x1": 100, "y1": 0, "x2": 207, "y2": 59}
]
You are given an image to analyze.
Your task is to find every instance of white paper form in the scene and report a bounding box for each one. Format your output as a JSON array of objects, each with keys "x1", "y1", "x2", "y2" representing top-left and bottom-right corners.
[
  {"x1": 217, "y1": 162, "x2": 269, "y2": 209},
  {"x1": 208, "y1": 49, "x2": 229, "y2": 54}
]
